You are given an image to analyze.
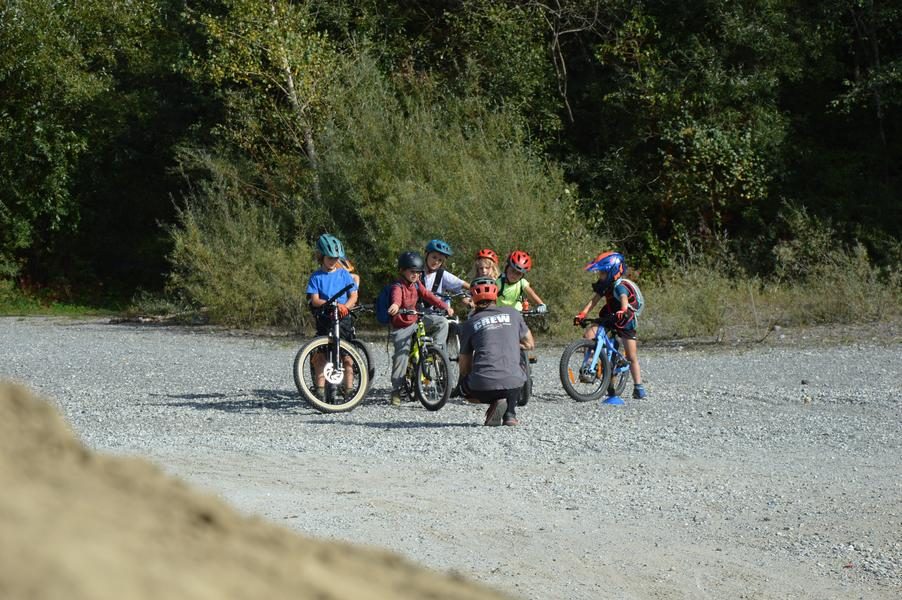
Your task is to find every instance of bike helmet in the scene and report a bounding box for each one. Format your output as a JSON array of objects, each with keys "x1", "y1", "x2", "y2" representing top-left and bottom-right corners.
[
  {"x1": 397, "y1": 251, "x2": 425, "y2": 271},
  {"x1": 507, "y1": 250, "x2": 532, "y2": 273},
  {"x1": 470, "y1": 278, "x2": 498, "y2": 304},
  {"x1": 425, "y1": 239, "x2": 453, "y2": 256},
  {"x1": 475, "y1": 248, "x2": 499, "y2": 264},
  {"x1": 316, "y1": 233, "x2": 344, "y2": 258},
  {"x1": 585, "y1": 251, "x2": 626, "y2": 284}
]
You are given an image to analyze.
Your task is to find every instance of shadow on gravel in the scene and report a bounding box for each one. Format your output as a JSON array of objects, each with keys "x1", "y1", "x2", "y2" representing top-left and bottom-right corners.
[
  {"x1": 305, "y1": 419, "x2": 476, "y2": 429},
  {"x1": 152, "y1": 389, "x2": 308, "y2": 412}
]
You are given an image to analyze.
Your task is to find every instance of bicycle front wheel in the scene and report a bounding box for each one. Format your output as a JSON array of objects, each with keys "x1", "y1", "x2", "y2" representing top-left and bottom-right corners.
[
  {"x1": 293, "y1": 337, "x2": 369, "y2": 413},
  {"x1": 414, "y1": 345, "x2": 451, "y2": 411},
  {"x1": 559, "y1": 339, "x2": 611, "y2": 402}
]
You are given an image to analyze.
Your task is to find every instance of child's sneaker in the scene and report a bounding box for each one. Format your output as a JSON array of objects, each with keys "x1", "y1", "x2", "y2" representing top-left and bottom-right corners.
[
  {"x1": 632, "y1": 384, "x2": 647, "y2": 399},
  {"x1": 314, "y1": 386, "x2": 326, "y2": 401},
  {"x1": 390, "y1": 391, "x2": 402, "y2": 407}
]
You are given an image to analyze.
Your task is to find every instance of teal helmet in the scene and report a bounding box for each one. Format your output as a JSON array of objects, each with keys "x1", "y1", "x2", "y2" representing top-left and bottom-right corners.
[
  {"x1": 316, "y1": 233, "x2": 344, "y2": 258},
  {"x1": 425, "y1": 239, "x2": 453, "y2": 257}
]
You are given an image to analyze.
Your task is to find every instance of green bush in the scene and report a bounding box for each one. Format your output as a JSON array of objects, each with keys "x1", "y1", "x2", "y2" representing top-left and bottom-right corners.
[
  {"x1": 317, "y1": 55, "x2": 603, "y2": 328},
  {"x1": 167, "y1": 168, "x2": 313, "y2": 330}
]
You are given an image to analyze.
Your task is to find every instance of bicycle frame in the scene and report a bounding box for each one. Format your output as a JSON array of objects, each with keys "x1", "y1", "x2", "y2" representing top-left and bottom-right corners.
[
  {"x1": 319, "y1": 282, "x2": 355, "y2": 385},
  {"x1": 583, "y1": 318, "x2": 629, "y2": 382}
]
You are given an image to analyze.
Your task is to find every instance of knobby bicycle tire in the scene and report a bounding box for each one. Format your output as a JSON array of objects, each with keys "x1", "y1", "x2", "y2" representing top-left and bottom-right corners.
[
  {"x1": 350, "y1": 339, "x2": 376, "y2": 393},
  {"x1": 558, "y1": 339, "x2": 612, "y2": 402},
  {"x1": 414, "y1": 345, "x2": 451, "y2": 411},
  {"x1": 518, "y1": 348, "x2": 531, "y2": 406},
  {"x1": 293, "y1": 337, "x2": 369, "y2": 413}
]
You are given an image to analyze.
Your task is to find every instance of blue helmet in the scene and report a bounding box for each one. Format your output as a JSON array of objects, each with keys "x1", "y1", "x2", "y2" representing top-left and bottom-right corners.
[
  {"x1": 425, "y1": 239, "x2": 453, "y2": 257},
  {"x1": 316, "y1": 233, "x2": 344, "y2": 258},
  {"x1": 585, "y1": 251, "x2": 626, "y2": 285}
]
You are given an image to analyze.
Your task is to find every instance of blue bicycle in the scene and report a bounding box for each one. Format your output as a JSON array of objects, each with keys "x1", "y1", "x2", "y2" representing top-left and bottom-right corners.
[{"x1": 559, "y1": 317, "x2": 630, "y2": 402}]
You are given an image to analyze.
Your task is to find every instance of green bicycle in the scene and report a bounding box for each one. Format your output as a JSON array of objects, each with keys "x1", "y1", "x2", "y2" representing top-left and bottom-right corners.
[{"x1": 397, "y1": 308, "x2": 452, "y2": 411}]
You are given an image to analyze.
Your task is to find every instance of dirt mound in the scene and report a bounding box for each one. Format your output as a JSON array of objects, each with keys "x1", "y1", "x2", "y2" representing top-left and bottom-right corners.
[{"x1": 0, "y1": 382, "x2": 511, "y2": 600}]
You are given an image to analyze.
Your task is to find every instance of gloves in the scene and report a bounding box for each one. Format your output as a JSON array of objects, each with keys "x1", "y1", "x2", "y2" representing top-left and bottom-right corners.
[
  {"x1": 536, "y1": 303, "x2": 548, "y2": 314},
  {"x1": 615, "y1": 309, "x2": 631, "y2": 324},
  {"x1": 337, "y1": 303, "x2": 350, "y2": 319},
  {"x1": 573, "y1": 312, "x2": 587, "y2": 326}
]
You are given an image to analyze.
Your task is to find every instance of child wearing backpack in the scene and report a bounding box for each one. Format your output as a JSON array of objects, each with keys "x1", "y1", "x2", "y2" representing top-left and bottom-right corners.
[
  {"x1": 385, "y1": 251, "x2": 453, "y2": 407},
  {"x1": 573, "y1": 251, "x2": 647, "y2": 399},
  {"x1": 496, "y1": 250, "x2": 547, "y2": 313},
  {"x1": 306, "y1": 233, "x2": 358, "y2": 400},
  {"x1": 421, "y1": 239, "x2": 470, "y2": 344}
]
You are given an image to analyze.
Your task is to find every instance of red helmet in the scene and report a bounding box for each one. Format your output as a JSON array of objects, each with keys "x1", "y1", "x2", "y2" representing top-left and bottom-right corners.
[
  {"x1": 470, "y1": 278, "x2": 498, "y2": 304},
  {"x1": 475, "y1": 248, "x2": 499, "y2": 264},
  {"x1": 507, "y1": 250, "x2": 532, "y2": 273}
]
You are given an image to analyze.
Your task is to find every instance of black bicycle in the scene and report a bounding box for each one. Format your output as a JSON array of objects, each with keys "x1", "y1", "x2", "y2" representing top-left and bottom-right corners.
[{"x1": 293, "y1": 284, "x2": 369, "y2": 413}]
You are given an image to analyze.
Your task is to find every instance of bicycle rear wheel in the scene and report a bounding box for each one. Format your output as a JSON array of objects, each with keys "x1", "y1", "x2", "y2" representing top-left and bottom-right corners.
[
  {"x1": 414, "y1": 345, "x2": 451, "y2": 411},
  {"x1": 559, "y1": 339, "x2": 611, "y2": 402},
  {"x1": 609, "y1": 355, "x2": 630, "y2": 397},
  {"x1": 293, "y1": 337, "x2": 369, "y2": 413},
  {"x1": 350, "y1": 339, "x2": 376, "y2": 393},
  {"x1": 518, "y1": 348, "x2": 532, "y2": 406}
]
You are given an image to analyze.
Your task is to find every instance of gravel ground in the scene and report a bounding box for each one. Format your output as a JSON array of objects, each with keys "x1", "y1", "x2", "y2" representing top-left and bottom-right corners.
[{"x1": 2, "y1": 316, "x2": 900, "y2": 599}]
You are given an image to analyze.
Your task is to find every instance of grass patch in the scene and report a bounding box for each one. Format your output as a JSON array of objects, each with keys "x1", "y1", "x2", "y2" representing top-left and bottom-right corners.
[{"x1": 0, "y1": 280, "x2": 121, "y2": 317}]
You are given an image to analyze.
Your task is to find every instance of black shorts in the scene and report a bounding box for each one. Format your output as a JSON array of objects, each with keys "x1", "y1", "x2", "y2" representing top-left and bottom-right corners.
[
  {"x1": 459, "y1": 378, "x2": 522, "y2": 406},
  {"x1": 315, "y1": 314, "x2": 356, "y2": 340}
]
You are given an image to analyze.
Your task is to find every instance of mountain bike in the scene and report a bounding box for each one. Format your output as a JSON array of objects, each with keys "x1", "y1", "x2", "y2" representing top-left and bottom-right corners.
[
  {"x1": 293, "y1": 284, "x2": 369, "y2": 413},
  {"x1": 397, "y1": 308, "x2": 452, "y2": 411},
  {"x1": 559, "y1": 316, "x2": 630, "y2": 402}
]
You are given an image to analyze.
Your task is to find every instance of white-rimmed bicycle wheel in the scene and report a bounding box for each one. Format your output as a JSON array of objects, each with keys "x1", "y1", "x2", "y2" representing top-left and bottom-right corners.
[{"x1": 293, "y1": 337, "x2": 369, "y2": 413}]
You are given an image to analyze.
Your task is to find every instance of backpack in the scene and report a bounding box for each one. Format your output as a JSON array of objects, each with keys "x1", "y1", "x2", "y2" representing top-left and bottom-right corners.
[
  {"x1": 618, "y1": 278, "x2": 645, "y2": 317},
  {"x1": 375, "y1": 281, "x2": 420, "y2": 324}
]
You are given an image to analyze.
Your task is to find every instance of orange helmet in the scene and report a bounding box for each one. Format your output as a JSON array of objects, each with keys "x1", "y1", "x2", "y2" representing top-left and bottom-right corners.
[
  {"x1": 507, "y1": 250, "x2": 532, "y2": 273},
  {"x1": 475, "y1": 248, "x2": 499, "y2": 264},
  {"x1": 470, "y1": 277, "x2": 498, "y2": 304}
]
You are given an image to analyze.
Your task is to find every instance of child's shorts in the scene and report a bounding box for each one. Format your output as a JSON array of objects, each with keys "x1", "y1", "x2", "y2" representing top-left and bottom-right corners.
[{"x1": 315, "y1": 313, "x2": 356, "y2": 340}]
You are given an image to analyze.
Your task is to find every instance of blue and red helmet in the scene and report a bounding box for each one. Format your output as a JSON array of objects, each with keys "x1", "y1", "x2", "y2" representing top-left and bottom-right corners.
[
  {"x1": 425, "y1": 239, "x2": 453, "y2": 257},
  {"x1": 585, "y1": 251, "x2": 626, "y2": 284}
]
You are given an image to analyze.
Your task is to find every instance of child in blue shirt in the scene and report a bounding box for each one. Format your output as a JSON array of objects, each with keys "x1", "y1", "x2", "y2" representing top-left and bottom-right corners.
[{"x1": 306, "y1": 233, "x2": 358, "y2": 399}]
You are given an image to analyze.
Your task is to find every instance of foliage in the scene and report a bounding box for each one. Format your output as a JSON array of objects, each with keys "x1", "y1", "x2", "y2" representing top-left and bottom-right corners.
[
  {"x1": 167, "y1": 155, "x2": 312, "y2": 330},
  {"x1": 316, "y1": 55, "x2": 602, "y2": 325}
]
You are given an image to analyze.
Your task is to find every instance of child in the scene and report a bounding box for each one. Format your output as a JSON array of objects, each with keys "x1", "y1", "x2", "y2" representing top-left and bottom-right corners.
[
  {"x1": 573, "y1": 251, "x2": 647, "y2": 399},
  {"x1": 386, "y1": 251, "x2": 453, "y2": 406},
  {"x1": 421, "y1": 239, "x2": 471, "y2": 341},
  {"x1": 469, "y1": 248, "x2": 500, "y2": 281},
  {"x1": 496, "y1": 250, "x2": 547, "y2": 313},
  {"x1": 306, "y1": 233, "x2": 358, "y2": 399}
]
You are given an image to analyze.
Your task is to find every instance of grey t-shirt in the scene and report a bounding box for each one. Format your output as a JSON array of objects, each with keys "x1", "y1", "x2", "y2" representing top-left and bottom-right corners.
[{"x1": 458, "y1": 305, "x2": 529, "y2": 391}]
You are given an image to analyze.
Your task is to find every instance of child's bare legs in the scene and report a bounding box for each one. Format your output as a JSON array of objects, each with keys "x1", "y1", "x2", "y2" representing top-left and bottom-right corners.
[
  {"x1": 342, "y1": 352, "x2": 355, "y2": 392},
  {"x1": 620, "y1": 336, "x2": 642, "y2": 384},
  {"x1": 583, "y1": 325, "x2": 597, "y2": 340},
  {"x1": 312, "y1": 351, "x2": 326, "y2": 387}
]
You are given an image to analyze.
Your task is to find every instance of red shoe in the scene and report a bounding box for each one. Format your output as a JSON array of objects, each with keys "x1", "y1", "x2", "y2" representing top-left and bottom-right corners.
[{"x1": 503, "y1": 416, "x2": 520, "y2": 426}]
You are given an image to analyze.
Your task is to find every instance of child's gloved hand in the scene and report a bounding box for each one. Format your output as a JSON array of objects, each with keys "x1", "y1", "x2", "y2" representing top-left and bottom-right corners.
[
  {"x1": 573, "y1": 312, "x2": 587, "y2": 326},
  {"x1": 536, "y1": 303, "x2": 548, "y2": 314},
  {"x1": 337, "y1": 303, "x2": 350, "y2": 318},
  {"x1": 615, "y1": 309, "x2": 629, "y2": 322}
]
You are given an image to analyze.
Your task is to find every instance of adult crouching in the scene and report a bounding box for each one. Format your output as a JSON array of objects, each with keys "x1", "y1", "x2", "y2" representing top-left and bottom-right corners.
[{"x1": 456, "y1": 277, "x2": 534, "y2": 426}]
